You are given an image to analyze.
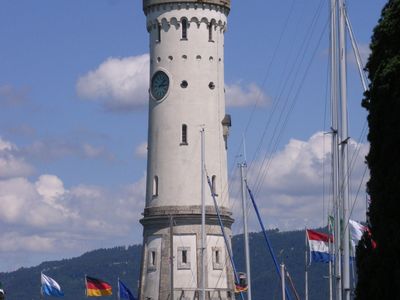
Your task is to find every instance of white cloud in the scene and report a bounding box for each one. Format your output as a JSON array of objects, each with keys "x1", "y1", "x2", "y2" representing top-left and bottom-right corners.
[
  {"x1": 76, "y1": 54, "x2": 149, "y2": 111},
  {"x1": 0, "y1": 138, "x2": 14, "y2": 151},
  {"x1": 35, "y1": 174, "x2": 65, "y2": 204},
  {"x1": 0, "y1": 136, "x2": 147, "y2": 271},
  {"x1": 0, "y1": 137, "x2": 34, "y2": 179},
  {"x1": 135, "y1": 141, "x2": 148, "y2": 159},
  {"x1": 0, "y1": 172, "x2": 146, "y2": 271},
  {"x1": 225, "y1": 82, "x2": 270, "y2": 107},
  {"x1": 231, "y1": 132, "x2": 369, "y2": 233}
]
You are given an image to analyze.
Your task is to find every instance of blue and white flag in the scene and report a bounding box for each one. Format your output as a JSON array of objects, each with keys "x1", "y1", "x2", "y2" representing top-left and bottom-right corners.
[
  {"x1": 41, "y1": 273, "x2": 64, "y2": 297},
  {"x1": 118, "y1": 279, "x2": 136, "y2": 300}
]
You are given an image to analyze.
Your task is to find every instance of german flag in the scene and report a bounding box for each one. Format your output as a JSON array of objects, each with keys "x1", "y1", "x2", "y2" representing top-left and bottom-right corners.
[{"x1": 85, "y1": 276, "x2": 112, "y2": 296}]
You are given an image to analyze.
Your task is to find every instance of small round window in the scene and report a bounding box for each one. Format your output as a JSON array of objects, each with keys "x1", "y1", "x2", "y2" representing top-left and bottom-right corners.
[
  {"x1": 209, "y1": 82, "x2": 215, "y2": 90},
  {"x1": 181, "y1": 80, "x2": 188, "y2": 88}
]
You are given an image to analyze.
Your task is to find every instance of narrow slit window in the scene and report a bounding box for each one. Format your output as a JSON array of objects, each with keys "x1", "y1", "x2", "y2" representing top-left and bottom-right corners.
[
  {"x1": 212, "y1": 247, "x2": 223, "y2": 270},
  {"x1": 153, "y1": 176, "x2": 159, "y2": 196},
  {"x1": 181, "y1": 124, "x2": 188, "y2": 145},
  {"x1": 208, "y1": 22, "x2": 214, "y2": 42},
  {"x1": 177, "y1": 247, "x2": 191, "y2": 269},
  {"x1": 181, "y1": 19, "x2": 188, "y2": 40},
  {"x1": 212, "y1": 175, "x2": 217, "y2": 196},
  {"x1": 148, "y1": 248, "x2": 157, "y2": 271},
  {"x1": 157, "y1": 23, "x2": 161, "y2": 42},
  {"x1": 182, "y1": 250, "x2": 187, "y2": 264}
]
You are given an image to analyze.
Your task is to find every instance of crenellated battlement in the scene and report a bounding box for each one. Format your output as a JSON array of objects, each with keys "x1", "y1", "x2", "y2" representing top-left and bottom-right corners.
[
  {"x1": 143, "y1": 0, "x2": 230, "y2": 16},
  {"x1": 143, "y1": 0, "x2": 230, "y2": 12}
]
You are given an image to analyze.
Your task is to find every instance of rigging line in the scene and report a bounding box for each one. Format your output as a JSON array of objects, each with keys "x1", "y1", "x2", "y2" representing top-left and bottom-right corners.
[
  {"x1": 323, "y1": 51, "x2": 331, "y2": 228},
  {"x1": 246, "y1": 183, "x2": 293, "y2": 300},
  {"x1": 229, "y1": 0, "x2": 296, "y2": 169},
  {"x1": 223, "y1": 1, "x2": 298, "y2": 210},
  {"x1": 241, "y1": 0, "x2": 296, "y2": 166},
  {"x1": 253, "y1": 16, "x2": 330, "y2": 197},
  {"x1": 218, "y1": 165, "x2": 246, "y2": 238},
  {"x1": 347, "y1": 121, "x2": 368, "y2": 175},
  {"x1": 202, "y1": 167, "x2": 240, "y2": 292},
  {"x1": 343, "y1": 7, "x2": 369, "y2": 92},
  {"x1": 255, "y1": 12, "x2": 329, "y2": 187},
  {"x1": 202, "y1": 165, "x2": 232, "y2": 290},
  {"x1": 247, "y1": 0, "x2": 325, "y2": 178},
  {"x1": 335, "y1": 139, "x2": 369, "y2": 255},
  {"x1": 206, "y1": 175, "x2": 245, "y2": 300},
  {"x1": 337, "y1": 122, "x2": 368, "y2": 214},
  {"x1": 248, "y1": 0, "x2": 327, "y2": 192},
  {"x1": 244, "y1": 0, "x2": 296, "y2": 135},
  {"x1": 341, "y1": 164, "x2": 368, "y2": 237}
]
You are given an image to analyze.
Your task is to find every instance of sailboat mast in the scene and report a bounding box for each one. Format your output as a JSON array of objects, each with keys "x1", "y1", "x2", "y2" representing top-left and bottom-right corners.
[
  {"x1": 338, "y1": 0, "x2": 351, "y2": 299},
  {"x1": 240, "y1": 162, "x2": 252, "y2": 300},
  {"x1": 330, "y1": 0, "x2": 342, "y2": 299},
  {"x1": 200, "y1": 127, "x2": 206, "y2": 300}
]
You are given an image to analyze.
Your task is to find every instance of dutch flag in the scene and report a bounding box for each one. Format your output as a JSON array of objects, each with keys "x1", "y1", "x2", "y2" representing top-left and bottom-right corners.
[{"x1": 306, "y1": 229, "x2": 333, "y2": 263}]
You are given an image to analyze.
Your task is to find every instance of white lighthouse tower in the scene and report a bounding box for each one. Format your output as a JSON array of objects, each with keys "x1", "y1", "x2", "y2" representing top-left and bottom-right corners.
[{"x1": 139, "y1": 1, "x2": 234, "y2": 299}]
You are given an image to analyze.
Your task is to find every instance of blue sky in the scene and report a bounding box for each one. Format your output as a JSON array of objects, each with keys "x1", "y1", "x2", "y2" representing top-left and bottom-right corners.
[{"x1": 0, "y1": 0, "x2": 386, "y2": 271}]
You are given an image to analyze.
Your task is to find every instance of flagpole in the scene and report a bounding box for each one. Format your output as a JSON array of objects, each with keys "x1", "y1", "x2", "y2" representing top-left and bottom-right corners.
[
  {"x1": 85, "y1": 275, "x2": 88, "y2": 298},
  {"x1": 281, "y1": 263, "x2": 286, "y2": 300},
  {"x1": 40, "y1": 271, "x2": 44, "y2": 300},
  {"x1": 117, "y1": 277, "x2": 120, "y2": 300},
  {"x1": 304, "y1": 229, "x2": 308, "y2": 300},
  {"x1": 328, "y1": 222, "x2": 333, "y2": 300},
  {"x1": 169, "y1": 215, "x2": 174, "y2": 300},
  {"x1": 200, "y1": 127, "x2": 206, "y2": 300}
]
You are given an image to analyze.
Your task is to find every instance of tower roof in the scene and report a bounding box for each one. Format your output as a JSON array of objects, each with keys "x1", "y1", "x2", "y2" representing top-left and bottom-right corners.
[{"x1": 143, "y1": 0, "x2": 230, "y2": 11}]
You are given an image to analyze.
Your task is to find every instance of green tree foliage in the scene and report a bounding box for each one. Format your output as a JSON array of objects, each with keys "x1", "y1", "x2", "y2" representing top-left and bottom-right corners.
[{"x1": 356, "y1": 0, "x2": 400, "y2": 298}]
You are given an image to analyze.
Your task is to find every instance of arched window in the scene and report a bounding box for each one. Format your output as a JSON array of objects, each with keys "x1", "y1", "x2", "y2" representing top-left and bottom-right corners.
[
  {"x1": 212, "y1": 175, "x2": 218, "y2": 196},
  {"x1": 181, "y1": 124, "x2": 188, "y2": 145},
  {"x1": 181, "y1": 18, "x2": 188, "y2": 40},
  {"x1": 153, "y1": 176, "x2": 159, "y2": 196},
  {"x1": 157, "y1": 23, "x2": 161, "y2": 42}
]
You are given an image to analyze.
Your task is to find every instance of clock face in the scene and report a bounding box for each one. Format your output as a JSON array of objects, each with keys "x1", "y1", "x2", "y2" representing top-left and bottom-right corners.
[{"x1": 151, "y1": 71, "x2": 170, "y2": 100}]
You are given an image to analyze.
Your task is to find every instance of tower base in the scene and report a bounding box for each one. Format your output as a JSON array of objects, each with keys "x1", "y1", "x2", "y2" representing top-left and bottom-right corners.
[{"x1": 138, "y1": 206, "x2": 235, "y2": 300}]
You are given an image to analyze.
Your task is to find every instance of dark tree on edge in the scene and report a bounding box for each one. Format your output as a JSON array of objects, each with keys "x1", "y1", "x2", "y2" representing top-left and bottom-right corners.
[{"x1": 355, "y1": 0, "x2": 400, "y2": 298}]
